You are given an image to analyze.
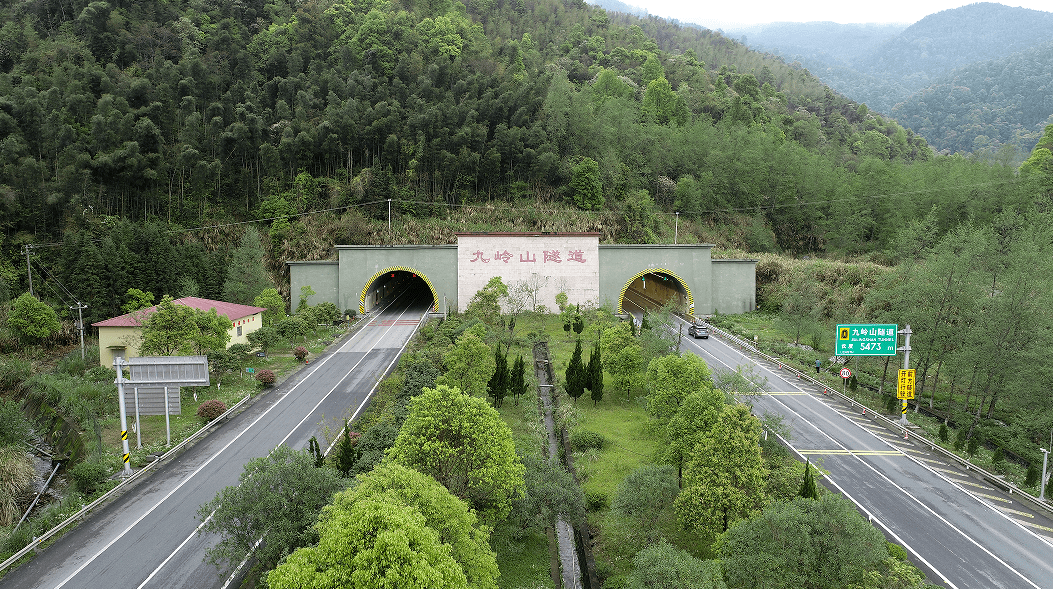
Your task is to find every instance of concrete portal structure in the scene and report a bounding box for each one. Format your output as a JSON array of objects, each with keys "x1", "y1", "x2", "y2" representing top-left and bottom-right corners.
[{"x1": 289, "y1": 233, "x2": 756, "y2": 317}]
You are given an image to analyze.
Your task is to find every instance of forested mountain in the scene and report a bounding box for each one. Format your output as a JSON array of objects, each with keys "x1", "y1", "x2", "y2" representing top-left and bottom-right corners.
[
  {"x1": 730, "y1": 3, "x2": 1053, "y2": 156},
  {"x1": 0, "y1": 0, "x2": 1041, "y2": 328},
  {"x1": 890, "y1": 41, "x2": 1053, "y2": 156}
]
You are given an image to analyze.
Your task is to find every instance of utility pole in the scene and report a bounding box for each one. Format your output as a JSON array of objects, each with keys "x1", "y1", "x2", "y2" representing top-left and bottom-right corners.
[
  {"x1": 387, "y1": 198, "x2": 391, "y2": 234},
  {"x1": 71, "y1": 302, "x2": 88, "y2": 360},
  {"x1": 1041, "y1": 447, "x2": 1050, "y2": 501},
  {"x1": 22, "y1": 244, "x2": 33, "y2": 296},
  {"x1": 898, "y1": 324, "x2": 912, "y2": 426},
  {"x1": 674, "y1": 212, "x2": 679, "y2": 245}
]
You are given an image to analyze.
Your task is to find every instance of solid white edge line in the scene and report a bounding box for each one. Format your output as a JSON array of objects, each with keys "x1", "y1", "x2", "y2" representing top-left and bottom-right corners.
[{"x1": 762, "y1": 392, "x2": 1040, "y2": 589}]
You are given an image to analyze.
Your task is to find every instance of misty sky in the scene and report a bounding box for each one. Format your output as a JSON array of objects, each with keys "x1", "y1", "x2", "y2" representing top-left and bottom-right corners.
[{"x1": 625, "y1": 1, "x2": 1052, "y2": 29}]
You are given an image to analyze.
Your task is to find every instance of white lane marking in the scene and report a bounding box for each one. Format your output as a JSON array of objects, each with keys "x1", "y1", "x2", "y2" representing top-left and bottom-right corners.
[
  {"x1": 63, "y1": 298, "x2": 429, "y2": 589},
  {"x1": 763, "y1": 393, "x2": 1041, "y2": 589}
]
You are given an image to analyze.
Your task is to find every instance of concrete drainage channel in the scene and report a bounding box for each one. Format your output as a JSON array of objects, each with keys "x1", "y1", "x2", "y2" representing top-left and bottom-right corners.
[{"x1": 532, "y1": 341, "x2": 592, "y2": 589}]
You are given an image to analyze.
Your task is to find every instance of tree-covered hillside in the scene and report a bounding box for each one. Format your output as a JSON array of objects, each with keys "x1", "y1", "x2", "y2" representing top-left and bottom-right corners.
[
  {"x1": 891, "y1": 41, "x2": 1053, "y2": 157},
  {"x1": 730, "y1": 3, "x2": 1053, "y2": 156},
  {"x1": 0, "y1": 0, "x2": 1041, "y2": 326}
]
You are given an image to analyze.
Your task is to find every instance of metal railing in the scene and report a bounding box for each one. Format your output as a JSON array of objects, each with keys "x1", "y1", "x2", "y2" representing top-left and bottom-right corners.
[{"x1": 704, "y1": 322, "x2": 1053, "y2": 518}]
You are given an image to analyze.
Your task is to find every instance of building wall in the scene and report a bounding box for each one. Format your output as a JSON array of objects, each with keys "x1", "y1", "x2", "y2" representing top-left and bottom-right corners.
[
  {"x1": 97, "y1": 312, "x2": 264, "y2": 367},
  {"x1": 711, "y1": 260, "x2": 758, "y2": 315},
  {"x1": 457, "y1": 234, "x2": 599, "y2": 312},
  {"x1": 338, "y1": 245, "x2": 457, "y2": 314},
  {"x1": 287, "y1": 239, "x2": 756, "y2": 319},
  {"x1": 289, "y1": 261, "x2": 339, "y2": 314},
  {"x1": 598, "y1": 244, "x2": 713, "y2": 315},
  {"x1": 99, "y1": 326, "x2": 142, "y2": 368}
]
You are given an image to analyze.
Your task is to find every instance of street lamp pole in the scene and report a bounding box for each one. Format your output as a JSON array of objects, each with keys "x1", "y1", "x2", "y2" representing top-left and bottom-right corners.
[{"x1": 1041, "y1": 448, "x2": 1050, "y2": 501}]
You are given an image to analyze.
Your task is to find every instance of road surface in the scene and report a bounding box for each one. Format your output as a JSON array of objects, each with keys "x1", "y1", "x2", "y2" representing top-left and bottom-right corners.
[
  {"x1": 677, "y1": 316, "x2": 1053, "y2": 589},
  {"x1": 2, "y1": 292, "x2": 432, "y2": 589}
]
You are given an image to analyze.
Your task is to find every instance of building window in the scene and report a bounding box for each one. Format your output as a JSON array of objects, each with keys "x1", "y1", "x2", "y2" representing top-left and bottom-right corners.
[{"x1": 237, "y1": 326, "x2": 243, "y2": 336}]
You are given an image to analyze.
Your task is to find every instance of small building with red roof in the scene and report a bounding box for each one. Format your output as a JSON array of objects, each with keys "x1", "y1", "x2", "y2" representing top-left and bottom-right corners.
[{"x1": 92, "y1": 297, "x2": 266, "y2": 367}]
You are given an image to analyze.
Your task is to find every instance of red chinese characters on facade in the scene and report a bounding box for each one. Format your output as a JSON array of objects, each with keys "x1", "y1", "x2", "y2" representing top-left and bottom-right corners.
[{"x1": 467, "y1": 249, "x2": 588, "y2": 263}]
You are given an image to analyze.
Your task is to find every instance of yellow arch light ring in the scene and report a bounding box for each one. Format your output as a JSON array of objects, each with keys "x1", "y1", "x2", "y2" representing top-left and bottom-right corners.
[
  {"x1": 618, "y1": 268, "x2": 694, "y2": 314},
  {"x1": 359, "y1": 267, "x2": 440, "y2": 315}
]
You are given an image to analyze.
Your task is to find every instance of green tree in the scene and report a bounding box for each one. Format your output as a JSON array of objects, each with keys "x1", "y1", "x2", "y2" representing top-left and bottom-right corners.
[
  {"x1": 387, "y1": 384, "x2": 525, "y2": 524},
  {"x1": 121, "y1": 288, "x2": 155, "y2": 314},
  {"x1": 674, "y1": 404, "x2": 767, "y2": 534},
  {"x1": 315, "y1": 461, "x2": 500, "y2": 589},
  {"x1": 139, "y1": 296, "x2": 232, "y2": 356},
  {"x1": 437, "y1": 330, "x2": 496, "y2": 398},
  {"x1": 197, "y1": 446, "x2": 348, "y2": 570},
  {"x1": 247, "y1": 324, "x2": 281, "y2": 354},
  {"x1": 267, "y1": 497, "x2": 468, "y2": 589},
  {"x1": 626, "y1": 540, "x2": 726, "y2": 589},
  {"x1": 611, "y1": 464, "x2": 680, "y2": 539},
  {"x1": 566, "y1": 338, "x2": 585, "y2": 402},
  {"x1": 645, "y1": 353, "x2": 713, "y2": 422},
  {"x1": 486, "y1": 346, "x2": 509, "y2": 408},
  {"x1": 588, "y1": 342, "x2": 604, "y2": 406},
  {"x1": 465, "y1": 276, "x2": 508, "y2": 327},
  {"x1": 717, "y1": 495, "x2": 888, "y2": 589},
  {"x1": 222, "y1": 226, "x2": 272, "y2": 304},
  {"x1": 570, "y1": 157, "x2": 604, "y2": 211},
  {"x1": 799, "y1": 459, "x2": 819, "y2": 499},
  {"x1": 662, "y1": 387, "x2": 726, "y2": 483},
  {"x1": 253, "y1": 288, "x2": 286, "y2": 326},
  {"x1": 510, "y1": 354, "x2": 528, "y2": 405},
  {"x1": 601, "y1": 321, "x2": 643, "y2": 399},
  {"x1": 7, "y1": 293, "x2": 61, "y2": 344}
]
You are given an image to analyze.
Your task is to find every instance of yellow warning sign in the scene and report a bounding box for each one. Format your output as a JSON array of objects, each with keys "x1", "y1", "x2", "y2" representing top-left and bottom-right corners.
[
  {"x1": 839, "y1": 327, "x2": 850, "y2": 340},
  {"x1": 897, "y1": 369, "x2": 915, "y2": 400}
]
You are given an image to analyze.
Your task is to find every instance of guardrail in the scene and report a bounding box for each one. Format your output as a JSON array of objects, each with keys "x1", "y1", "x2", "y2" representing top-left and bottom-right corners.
[
  {"x1": 0, "y1": 392, "x2": 252, "y2": 573},
  {"x1": 703, "y1": 321, "x2": 1053, "y2": 518}
]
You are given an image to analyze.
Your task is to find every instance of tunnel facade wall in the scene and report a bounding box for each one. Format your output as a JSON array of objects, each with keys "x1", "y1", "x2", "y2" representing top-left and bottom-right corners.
[{"x1": 288, "y1": 236, "x2": 756, "y2": 318}]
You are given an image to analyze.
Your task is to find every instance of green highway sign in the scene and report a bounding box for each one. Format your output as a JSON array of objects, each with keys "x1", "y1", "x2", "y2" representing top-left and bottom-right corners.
[{"x1": 835, "y1": 324, "x2": 898, "y2": 356}]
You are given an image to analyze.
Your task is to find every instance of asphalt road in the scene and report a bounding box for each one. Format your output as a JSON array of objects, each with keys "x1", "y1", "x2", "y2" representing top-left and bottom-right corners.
[
  {"x1": 2, "y1": 291, "x2": 432, "y2": 589},
  {"x1": 677, "y1": 316, "x2": 1053, "y2": 589}
]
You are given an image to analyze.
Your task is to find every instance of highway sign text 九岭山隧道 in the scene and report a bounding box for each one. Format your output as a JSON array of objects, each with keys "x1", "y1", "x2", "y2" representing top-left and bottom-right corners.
[{"x1": 835, "y1": 324, "x2": 898, "y2": 356}]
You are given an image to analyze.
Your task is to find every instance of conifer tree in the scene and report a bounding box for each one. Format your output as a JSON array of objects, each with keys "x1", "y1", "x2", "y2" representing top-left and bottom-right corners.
[
  {"x1": 566, "y1": 338, "x2": 585, "y2": 403},
  {"x1": 799, "y1": 460, "x2": 819, "y2": 499},
  {"x1": 589, "y1": 343, "x2": 604, "y2": 406},
  {"x1": 510, "y1": 355, "x2": 527, "y2": 405},
  {"x1": 487, "y1": 347, "x2": 509, "y2": 407}
]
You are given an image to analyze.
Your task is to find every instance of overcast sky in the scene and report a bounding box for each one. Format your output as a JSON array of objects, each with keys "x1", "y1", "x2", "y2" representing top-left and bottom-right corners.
[{"x1": 624, "y1": 1, "x2": 1052, "y2": 29}]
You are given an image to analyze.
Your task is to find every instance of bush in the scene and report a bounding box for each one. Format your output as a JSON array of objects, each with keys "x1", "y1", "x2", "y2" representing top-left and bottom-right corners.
[
  {"x1": 68, "y1": 458, "x2": 112, "y2": 495},
  {"x1": 886, "y1": 541, "x2": 908, "y2": 561},
  {"x1": 967, "y1": 435, "x2": 979, "y2": 458},
  {"x1": 992, "y1": 447, "x2": 1004, "y2": 464},
  {"x1": 585, "y1": 489, "x2": 609, "y2": 511},
  {"x1": 228, "y1": 343, "x2": 252, "y2": 357},
  {"x1": 1025, "y1": 464, "x2": 1039, "y2": 487},
  {"x1": 197, "y1": 399, "x2": 228, "y2": 422},
  {"x1": 954, "y1": 428, "x2": 967, "y2": 451},
  {"x1": 571, "y1": 430, "x2": 607, "y2": 452},
  {"x1": 938, "y1": 423, "x2": 949, "y2": 442},
  {"x1": 293, "y1": 346, "x2": 308, "y2": 362},
  {"x1": 256, "y1": 369, "x2": 276, "y2": 387}
]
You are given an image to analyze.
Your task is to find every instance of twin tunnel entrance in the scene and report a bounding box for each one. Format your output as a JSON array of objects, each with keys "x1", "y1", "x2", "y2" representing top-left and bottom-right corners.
[{"x1": 359, "y1": 268, "x2": 693, "y2": 316}]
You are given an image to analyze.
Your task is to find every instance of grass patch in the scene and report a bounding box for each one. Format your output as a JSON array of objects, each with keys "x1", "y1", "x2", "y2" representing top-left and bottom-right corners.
[{"x1": 494, "y1": 528, "x2": 556, "y2": 589}]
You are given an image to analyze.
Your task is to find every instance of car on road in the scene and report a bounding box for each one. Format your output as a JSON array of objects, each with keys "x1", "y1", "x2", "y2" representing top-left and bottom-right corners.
[{"x1": 687, "y1": 321, "x2": 709, "y2": 339}]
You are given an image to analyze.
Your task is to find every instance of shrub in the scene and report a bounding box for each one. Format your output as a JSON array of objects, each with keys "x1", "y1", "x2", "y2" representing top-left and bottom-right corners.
[
  {"x1": 1025, "y1": 464, "x2": 1039, "y2": 488},
  {"x1": 228, "y1": 343, "x2": 252, "y2": 356},
  {"x1": 886, "y1": 541, "x2": 908, "y2": 561},
  {"x1": 256, "y1": 369, "x2": 276, "y2": 386},
  {"x1": 938, "y1": 423, "x2": 949, "y2": 442},
  {"x1": 954, "y1": 428, "x2": 966, "y2": 451},
  {"x1": 293, "y1": 346, "x2": 308, "y2": 362},
  {"x1": 585, "y1": 489, "x2": 609, "y2": 511},
  {"x1": 197, "y1": 399, "x2": 228, "y2": 422},
  {"x1": 68, "y1": 458, "x2": 112, "y2": 495},
  {"x1": 992, "y1": 447, "x2": 1004, "y2": 464},
  {"x1": 571, "y1": 430, "x2": 607, "y2": 452},
  {"x1": 966, "y1": 435, "x2": 979, "y2": 458}
]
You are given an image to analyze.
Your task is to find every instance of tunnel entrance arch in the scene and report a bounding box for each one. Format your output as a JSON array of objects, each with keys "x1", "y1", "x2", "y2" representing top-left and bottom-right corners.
[
  {"x1": 618, "y1": 268, "x2": 695, "y2": 316},
  {"x1": 360, "y1": 267, "x2": 439, "y2": 314}
]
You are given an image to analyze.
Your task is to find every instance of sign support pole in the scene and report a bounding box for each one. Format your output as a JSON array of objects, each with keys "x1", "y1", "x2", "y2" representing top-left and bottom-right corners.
[
  {"x1": 114, "y1": 357, "x2": 132, "y2": 476},
  {"x1": 898, "y1": 325, "x2": 912, "y2": 426}
]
